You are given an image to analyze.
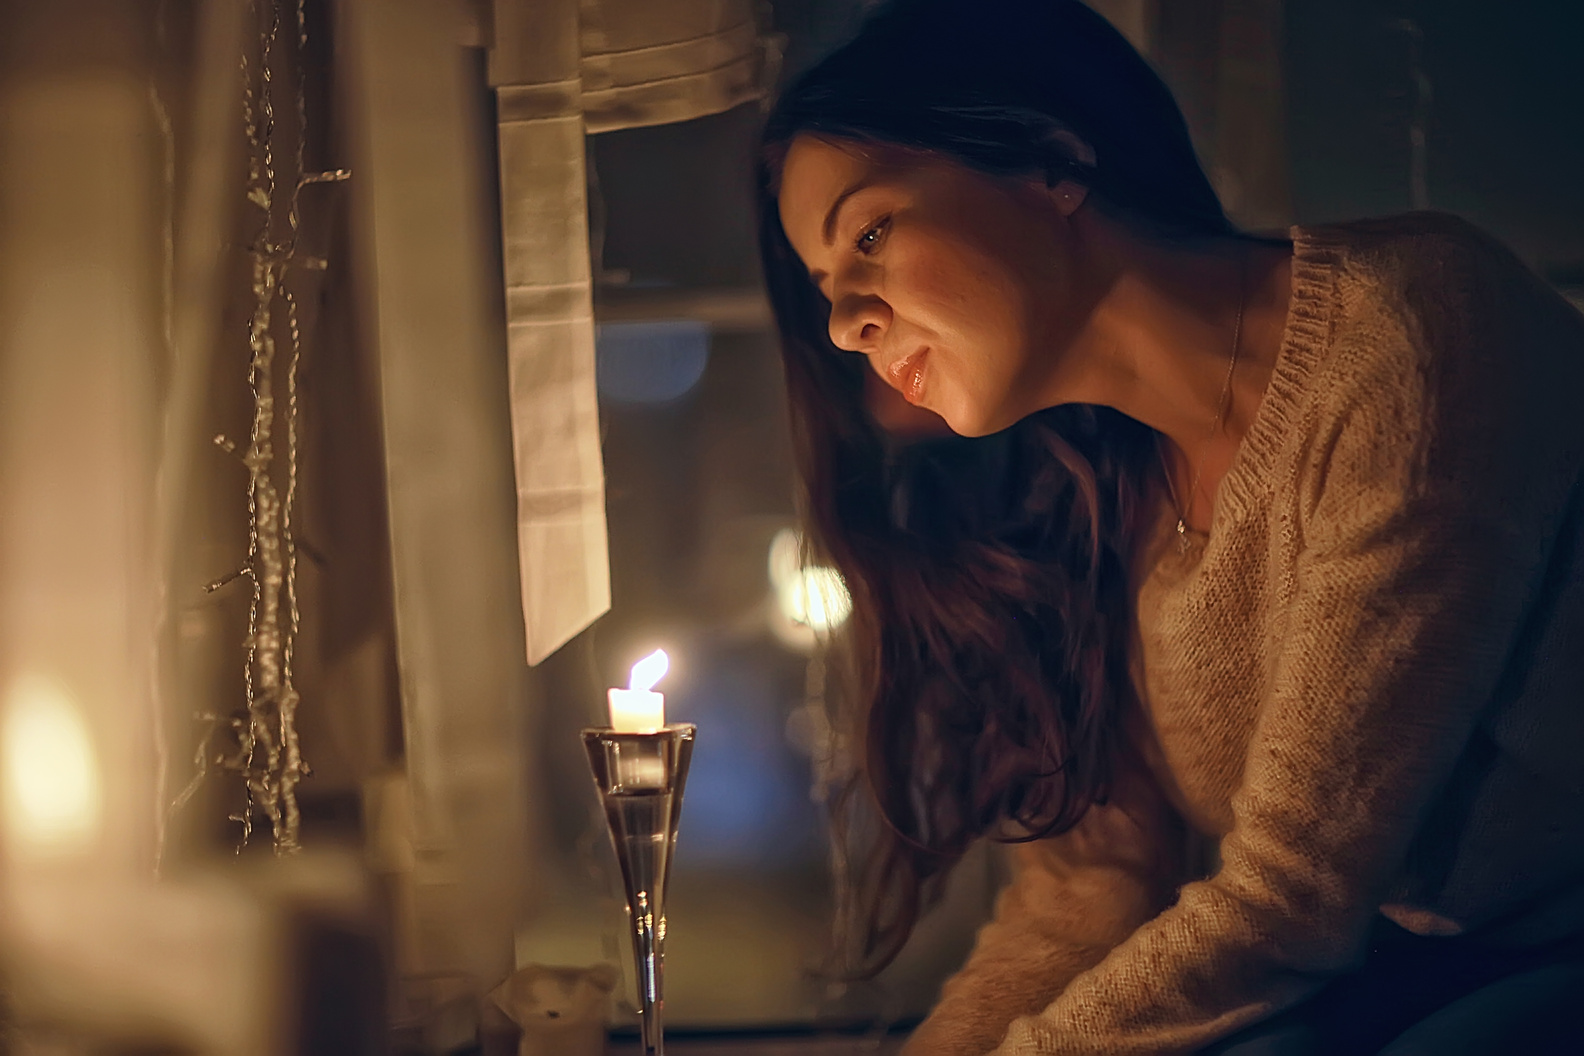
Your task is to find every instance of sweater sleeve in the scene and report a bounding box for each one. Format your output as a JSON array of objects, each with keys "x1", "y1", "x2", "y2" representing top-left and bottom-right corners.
[
  {"x1": 903, "y1": 753, "x2": 1185, "y2": 1056},
  {"x1": 989, "y1": 237, "x2": 1584, "y2": 1055}
]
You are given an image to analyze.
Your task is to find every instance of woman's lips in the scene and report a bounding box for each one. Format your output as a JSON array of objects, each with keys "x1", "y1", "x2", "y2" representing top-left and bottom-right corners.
[{"x1": 887, "y1": 349, "x2": 929, "y2": 406}]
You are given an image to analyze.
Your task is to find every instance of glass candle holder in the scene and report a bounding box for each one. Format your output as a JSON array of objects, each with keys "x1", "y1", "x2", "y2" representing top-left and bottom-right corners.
[{"x1": 581, "y1": 723, "x2": 695, "y2": 1056}]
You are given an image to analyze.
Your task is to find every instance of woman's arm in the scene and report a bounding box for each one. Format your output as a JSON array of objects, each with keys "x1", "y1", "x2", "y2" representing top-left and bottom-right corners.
[{"x1": 904, "y1": 753, "x2": 1185, "y2": 1056}]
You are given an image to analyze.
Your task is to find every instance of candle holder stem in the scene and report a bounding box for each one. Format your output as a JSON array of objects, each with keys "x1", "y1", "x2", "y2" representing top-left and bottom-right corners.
[{"x1": 582, "y1": 724, "x2": 695, "y2": 1056}]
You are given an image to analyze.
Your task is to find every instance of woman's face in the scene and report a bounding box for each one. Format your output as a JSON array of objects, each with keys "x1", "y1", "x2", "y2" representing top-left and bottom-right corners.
[{"x1": 777, "y1": 135, "x2": 1091, "y2": 437}]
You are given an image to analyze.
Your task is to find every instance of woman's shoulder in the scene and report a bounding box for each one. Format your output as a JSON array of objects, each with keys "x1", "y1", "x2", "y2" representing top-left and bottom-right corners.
[
  {"x1": 1297, "y1": 211, "x2": 1555, "y2": 327},
  {"x1": 1278, "y1": 212, "x2": 1584, "y2": 510},
  {"x1": 1300, "y1": 210, "x2": 1522, "y2": 283},
  {"x1": 1293, "y1": 211, "x2": 1584, "y2": 403},
  {"x1": 1227, "y1": 212, "x2": 1582, "y2": 522}
]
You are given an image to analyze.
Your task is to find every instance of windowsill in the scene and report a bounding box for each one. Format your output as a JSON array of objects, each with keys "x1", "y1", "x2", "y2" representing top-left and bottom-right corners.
[{"x1": 608, "y1": 1032, "x2": 907, "y2": 1055}]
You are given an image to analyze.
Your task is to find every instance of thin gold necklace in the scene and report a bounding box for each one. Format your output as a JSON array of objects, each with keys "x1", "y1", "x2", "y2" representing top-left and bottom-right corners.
[{"x1": 1159, "y1": 257, "x2": 1246, "y2": 552}]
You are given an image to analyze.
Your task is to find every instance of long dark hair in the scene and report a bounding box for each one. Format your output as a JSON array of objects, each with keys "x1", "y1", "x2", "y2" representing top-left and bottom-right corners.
[{"x1": 755, "y1": 0, "x2": 1234, "y2": 973}]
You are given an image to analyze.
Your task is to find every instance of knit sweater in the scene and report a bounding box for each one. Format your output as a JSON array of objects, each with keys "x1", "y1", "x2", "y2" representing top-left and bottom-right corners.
[{"x1": 902, "y1": 213, "x2": 1584, "y2": 1056}]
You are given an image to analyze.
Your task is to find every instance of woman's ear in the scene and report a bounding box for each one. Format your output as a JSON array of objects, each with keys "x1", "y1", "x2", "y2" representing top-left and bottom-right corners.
[
  {"x1": 1049, "y1": 179, "x2": 1090, "y2": 217},
  {"x1": 1040, "y1": 125, "x2": 1095, "y2": 216}
]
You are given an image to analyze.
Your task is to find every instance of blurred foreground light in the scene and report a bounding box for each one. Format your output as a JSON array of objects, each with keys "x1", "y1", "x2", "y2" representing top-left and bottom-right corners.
[
  {"x1": 768, "y1": 527, "x2": 852, "y2": 634},
  {"x1": 595, "y1": 320, "x2": 709, "y2": 403},
  {"x1": 2, "y1": 675, "x2": 101, "y2": 859},
  {"x1": 767, "y1": 526, "x2": 801, "y2": 589},
  {"x1": 783, "y1": 567, "x2": 853, "y2": 631}
]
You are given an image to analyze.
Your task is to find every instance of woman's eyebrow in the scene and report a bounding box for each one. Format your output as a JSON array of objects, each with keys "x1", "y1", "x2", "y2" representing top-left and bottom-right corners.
[
  {"x1": 801, "y1": 175, "x2": 877, "y2": 294},
  {"x1": 821, "y1": 179, "x2": 870, "y2": 246}
]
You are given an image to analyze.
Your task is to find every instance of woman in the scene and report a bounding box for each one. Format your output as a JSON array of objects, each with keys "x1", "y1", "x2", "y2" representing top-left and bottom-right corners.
[{"x1": 754, "y1": 1, "x2": 1584, "y2": 1053}]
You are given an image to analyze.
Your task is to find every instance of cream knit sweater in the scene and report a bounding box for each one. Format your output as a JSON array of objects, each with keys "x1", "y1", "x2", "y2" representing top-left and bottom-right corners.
[{"x1": 902, "y1": 213, "x2": 1584, "y2": 1056}]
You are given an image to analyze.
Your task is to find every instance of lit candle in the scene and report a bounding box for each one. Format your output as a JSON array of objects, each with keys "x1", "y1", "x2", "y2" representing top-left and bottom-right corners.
[{"x1": 607, "y1": 649, "x2": 668, "y2": 733}]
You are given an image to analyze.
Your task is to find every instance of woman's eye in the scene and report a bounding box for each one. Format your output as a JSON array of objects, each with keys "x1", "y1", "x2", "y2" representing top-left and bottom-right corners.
[{"x1": 855, "y1": 218, "x2": 889, "y2": 254}]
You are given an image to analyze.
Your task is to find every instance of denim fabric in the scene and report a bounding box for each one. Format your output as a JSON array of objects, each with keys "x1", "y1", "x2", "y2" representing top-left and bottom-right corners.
[{"x1": 1199, "y1": 920, "x2": 1584, "y2": 1055}]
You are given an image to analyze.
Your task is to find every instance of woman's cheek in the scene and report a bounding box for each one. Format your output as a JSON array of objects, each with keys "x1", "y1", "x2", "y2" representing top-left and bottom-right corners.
[{"x1": 933, "y1": 359, "x2": 998, "y2": 437}]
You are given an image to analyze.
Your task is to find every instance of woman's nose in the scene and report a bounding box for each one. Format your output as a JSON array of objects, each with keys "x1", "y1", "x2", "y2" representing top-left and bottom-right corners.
[{"x1": 828, "y1": 291, "x2": 892, "y2": 354}]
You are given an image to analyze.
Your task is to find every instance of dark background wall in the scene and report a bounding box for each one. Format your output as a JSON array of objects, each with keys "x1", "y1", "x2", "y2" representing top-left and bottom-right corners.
[{"x1": 1286, "y1": 0, "x2": 1584, "y2": 284}]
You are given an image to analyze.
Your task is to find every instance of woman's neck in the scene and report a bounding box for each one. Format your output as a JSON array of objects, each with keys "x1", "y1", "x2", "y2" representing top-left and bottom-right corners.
[{"x1": 1042, "y1": 217, "x2": 1294, "y2": 531}]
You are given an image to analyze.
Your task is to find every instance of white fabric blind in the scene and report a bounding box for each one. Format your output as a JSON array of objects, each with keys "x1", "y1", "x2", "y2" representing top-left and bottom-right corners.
[{"x1": 487, "y1": 0, "x2": 767, "y2": 665}]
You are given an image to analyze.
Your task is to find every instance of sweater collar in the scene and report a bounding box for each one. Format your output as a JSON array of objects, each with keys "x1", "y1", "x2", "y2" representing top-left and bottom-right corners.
[{"x1": 1213, "y1": 224, "x2": 1345, "y2": 523}]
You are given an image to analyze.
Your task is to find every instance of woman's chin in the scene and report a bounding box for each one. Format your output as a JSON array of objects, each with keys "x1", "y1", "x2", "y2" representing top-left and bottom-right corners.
[
  {"x1": 939, "y1": 401, "x2": 1015, "y2": 438},
  {"x1": 863, "y1": 372, "x2": 955, "y2": 437},
  {"x1": 861, "y1": 372, "x2": 1011, "y2": 439}
]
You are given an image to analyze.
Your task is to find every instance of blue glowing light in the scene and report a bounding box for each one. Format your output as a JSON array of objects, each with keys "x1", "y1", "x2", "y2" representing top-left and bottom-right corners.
[{"x1": 595, "y1": 320, "x2": 710, "y2": 404}]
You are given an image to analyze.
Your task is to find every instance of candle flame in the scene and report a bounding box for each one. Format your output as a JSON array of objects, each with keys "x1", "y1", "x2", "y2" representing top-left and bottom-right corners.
[{"x1": 628, "y1": 649, "x2": 669, "y2": 692}]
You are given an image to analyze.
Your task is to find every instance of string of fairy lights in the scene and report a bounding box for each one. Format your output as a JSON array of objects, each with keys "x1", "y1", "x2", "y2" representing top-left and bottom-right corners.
[{"x1": 169, "y1": 0, "x2": 347, "y2": 856}]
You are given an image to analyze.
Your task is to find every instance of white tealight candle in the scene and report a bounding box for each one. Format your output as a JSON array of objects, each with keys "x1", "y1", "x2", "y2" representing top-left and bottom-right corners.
[{"x1": 607, "y1": 649, "x2": 668, "y2": 733}]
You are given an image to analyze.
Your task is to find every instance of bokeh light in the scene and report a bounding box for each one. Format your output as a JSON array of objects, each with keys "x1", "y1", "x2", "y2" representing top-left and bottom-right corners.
[
  {"x1": 595, "y1": 320, "x2": 710, "y2": 404},
  {"x1": 767, "y1": 527, "x2": 852, "y2": 636},
  {"x1": 1, "y1": 674, "x2": 101, "y2": 859}
]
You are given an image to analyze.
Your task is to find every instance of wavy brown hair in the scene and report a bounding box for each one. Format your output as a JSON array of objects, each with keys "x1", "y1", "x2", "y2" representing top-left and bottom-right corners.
[{"x1": 756, "y1": 0, "x2": 1236, "y2": 973}]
